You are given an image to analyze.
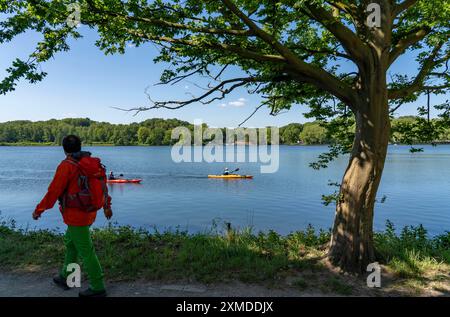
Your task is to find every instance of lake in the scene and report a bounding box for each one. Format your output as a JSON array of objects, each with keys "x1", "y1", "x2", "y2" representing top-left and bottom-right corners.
[{"x1": 0, "y1": 145, "x2": 449, "y2": 235}]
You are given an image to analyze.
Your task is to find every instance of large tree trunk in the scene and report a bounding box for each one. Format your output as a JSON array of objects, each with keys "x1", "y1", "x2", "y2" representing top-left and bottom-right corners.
[{"x1": 328, "y1": 63, "x2": 391, "y2": 273}]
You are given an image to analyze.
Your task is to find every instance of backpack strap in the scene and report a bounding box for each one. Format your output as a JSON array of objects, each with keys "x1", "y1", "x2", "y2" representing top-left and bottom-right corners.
[
  {"x1": 98, "y1": 163, "x2": 110, "y2": 209},
  {"x1": 64, "y1": 158, "x2": 87, "y2": 186},
  {"x1": 64, "y1": 157, "x2": 80, "y2": 168},
  {"x1": 60, "y1": 158, "x2": 84, "y2": 213}
]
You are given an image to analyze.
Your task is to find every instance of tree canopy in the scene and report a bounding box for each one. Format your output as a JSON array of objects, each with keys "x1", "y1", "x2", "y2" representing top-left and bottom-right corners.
[
  {"x1": 0, "y1": 117, "x2": 191, "y2": 145},
  {"x1": 1, "y1": 0, "x2": 449, "y2": 107}
]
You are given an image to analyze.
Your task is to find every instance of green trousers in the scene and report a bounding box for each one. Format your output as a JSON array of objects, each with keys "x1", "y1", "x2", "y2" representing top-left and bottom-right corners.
[{"x1": 61, "y1": 225, "x2": 105, "y2": 291}]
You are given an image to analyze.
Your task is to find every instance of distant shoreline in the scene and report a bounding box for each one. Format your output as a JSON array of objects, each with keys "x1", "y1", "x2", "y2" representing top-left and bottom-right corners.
[
  {"x1": 0, "y1": 142, "x2": 115, "y2": 147},
  {"x1": 2, "y1": 117, "x2": 449, "y2": 147}
]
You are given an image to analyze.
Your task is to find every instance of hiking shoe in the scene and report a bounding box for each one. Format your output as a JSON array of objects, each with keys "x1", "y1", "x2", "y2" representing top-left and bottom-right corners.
[
  {"x1": 79, "y1": 288, "x2": 107, "y2": 297},
  {"x1": 53, "y1": 275, "x2": 70, "y2": 290}
]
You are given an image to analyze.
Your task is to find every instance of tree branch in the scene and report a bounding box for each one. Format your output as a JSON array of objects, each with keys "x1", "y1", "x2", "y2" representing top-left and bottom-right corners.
[
  {"x1": 220, "y1": 0, "x2": 307, "y2": 67},
  {"x1": 389, "y1": 101, "x2": 405, "y2": 114},
  {"x1": 288, "y1": 43, "x2": 354, "y2": 62},
  {"x1": 156, "y1": 65, "x2": 205, "y2": 86},
  {"x1": 303, "y1": 2, "x2": 369, "y2": 68},
  {"x1": 87, "y1": 0, "x2": 358, "y2": 109},
  {"x1": 238, "y1": 104, "x2": 265, "y2": 127},
  {"x1": 388, "y1": 27, "x2": 431, "y2": 66},
  {"x1": 388, "y1": 41, "x2": 449, "y2": 99},
  {"x1": 89, "y1": 5, "x2": 255, "y2": 37},
  {"x1": 422, "y1": 84, "x2": 450, "y2": 90},
  {"x1": 325, "y1": 1, "x2": 358, "y2": 16},
  {"x1": 115, "y1": 75, "x2": 290, "y2": 113},
  {"x1": 221, "y1": 0, "x2": 358, "y2": 107},
  {"x1": 393, "y1": 0, "x2": 418, "y2": 16},
  {"x1": 127, "y1": 29, "x2": 286, "y2": 64}
]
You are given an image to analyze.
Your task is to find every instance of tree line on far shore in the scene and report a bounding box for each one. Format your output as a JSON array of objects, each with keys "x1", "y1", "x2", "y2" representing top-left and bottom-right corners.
[{"x1": 0, "y1": 117, "x2": 449, "y2": 146}]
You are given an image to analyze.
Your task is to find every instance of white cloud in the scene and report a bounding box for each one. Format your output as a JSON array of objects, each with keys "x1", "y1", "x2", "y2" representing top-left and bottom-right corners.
[
  {"x1": 218, "y1": 98, "x2": 247, "y2": 108},
  {"x1": 227, "y1": 97, "x2": 246, "y2": 107}
]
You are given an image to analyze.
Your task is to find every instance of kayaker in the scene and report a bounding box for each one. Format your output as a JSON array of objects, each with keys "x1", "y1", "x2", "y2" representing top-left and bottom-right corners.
[
  {"x1": 109, "y1": 171, "x2": 115, "y2": 180},
  {"x1": 223, "y1": 167, "x2": 230, "y2": 175},
  {"x1": 32, "y1": 135, "x2": 112, "y2": 297}
]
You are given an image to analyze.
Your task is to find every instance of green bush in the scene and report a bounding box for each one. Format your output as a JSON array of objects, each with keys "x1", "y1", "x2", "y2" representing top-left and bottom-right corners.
[{"x1": 374, "y1": 220, "x2": 449, "y2": 278}]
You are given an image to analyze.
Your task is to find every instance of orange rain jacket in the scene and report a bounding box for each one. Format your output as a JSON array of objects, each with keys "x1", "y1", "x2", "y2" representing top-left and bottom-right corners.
[{"x1": 35, "y1": 158, "x2": 112, "y2": 226}]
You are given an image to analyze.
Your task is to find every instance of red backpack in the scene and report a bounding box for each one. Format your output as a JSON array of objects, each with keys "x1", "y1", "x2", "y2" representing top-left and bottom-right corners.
[{"x1": 61, "y1": 156, "x2": 108, "y2": 213}]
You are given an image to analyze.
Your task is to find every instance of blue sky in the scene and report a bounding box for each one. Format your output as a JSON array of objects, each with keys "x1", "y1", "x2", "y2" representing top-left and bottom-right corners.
[{"x1": 0, "y1": 25, "x2": 448, "y2": 127}]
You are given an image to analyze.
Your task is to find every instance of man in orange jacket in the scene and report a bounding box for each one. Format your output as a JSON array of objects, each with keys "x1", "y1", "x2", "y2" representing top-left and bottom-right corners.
[{"x1": 32, "y1": 135, "x2": 113, "y2": 297}]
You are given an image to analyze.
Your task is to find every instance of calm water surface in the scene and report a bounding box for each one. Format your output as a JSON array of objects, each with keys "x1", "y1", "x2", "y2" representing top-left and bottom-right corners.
[{"x1": 0, "y1": 145, "x2": 449, "y2": 235}]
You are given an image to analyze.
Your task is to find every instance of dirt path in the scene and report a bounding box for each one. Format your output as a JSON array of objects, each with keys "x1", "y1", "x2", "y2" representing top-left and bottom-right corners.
[
  {"x1": 2, "y1": 270, "x2": 448, "y2": 297},
  {"x1": 0, "y1": 272, "x2": 323, "y2": 297}
]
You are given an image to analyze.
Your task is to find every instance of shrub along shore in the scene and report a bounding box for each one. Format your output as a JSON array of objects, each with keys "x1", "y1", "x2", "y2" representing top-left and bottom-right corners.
[{"x1": 0, "y1": 220, "x2": 448, "y2": 296}]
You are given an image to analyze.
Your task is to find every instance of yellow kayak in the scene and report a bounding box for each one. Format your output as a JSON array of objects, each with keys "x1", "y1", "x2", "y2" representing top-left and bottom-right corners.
[{"x1": 208, "y1": 174, "x2": 253, "y2": 179}]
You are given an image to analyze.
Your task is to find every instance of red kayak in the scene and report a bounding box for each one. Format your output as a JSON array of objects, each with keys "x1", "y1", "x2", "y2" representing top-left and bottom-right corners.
[{"x1": 107, "y1": 179, "x2": 142, "y2": 184}]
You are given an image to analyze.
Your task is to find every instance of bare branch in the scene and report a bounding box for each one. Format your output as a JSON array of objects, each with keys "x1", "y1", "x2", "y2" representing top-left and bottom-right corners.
[
  {"x1": 212, "y1": 64, "x2": 230, "y2": 81},
  {"x1": 238, "y1": 104, "x2": 265, "y2": 127},
  {"x1": 389, "y1": 101, "x2": 405, "y2": 114},
  {"x1": 116, "y1": 75, "x2": 290, "y2": 114},
  {"x1": 110, "y1": 105, "x2": 150, "y2": 116},
  {"x1": 156, "y1": 66, "x2": 205, "y2": 86}
]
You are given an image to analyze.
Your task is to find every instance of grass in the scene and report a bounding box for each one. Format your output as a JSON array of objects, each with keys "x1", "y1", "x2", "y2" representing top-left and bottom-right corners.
[
  {"x1": 292, "y1": 277, "x2": 308, "y2": 290},
  {"x1": 0, "y1": 219, "x2": 448, "y2": 295},
  {"x1": 0, "y1": 221, "x2": 329, "y2": 284},
  {"x1": 322, "y1": 277, "x2": 353, "y2": 295},
  {"x1": 374, "y1": 220, "x2": 450, "y2": 279}
]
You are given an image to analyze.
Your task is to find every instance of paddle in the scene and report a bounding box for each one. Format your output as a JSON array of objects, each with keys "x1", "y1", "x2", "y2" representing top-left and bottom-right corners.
[{"x1": 229, "y1": 168, "x2": 239, "y2": 174}]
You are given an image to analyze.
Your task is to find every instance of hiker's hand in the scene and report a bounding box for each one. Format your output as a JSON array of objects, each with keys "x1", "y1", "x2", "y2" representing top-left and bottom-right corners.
[
  {"x1": 32, "y1": 211, "x2": 41, "y2": 220},
  {"x1": 104, "y1": 208, "x2": 113, "y2": 220}
]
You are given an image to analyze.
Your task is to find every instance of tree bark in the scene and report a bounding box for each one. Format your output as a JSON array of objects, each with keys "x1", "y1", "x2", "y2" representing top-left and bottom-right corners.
[{"x1": 328, "y1": 61, "x2": 391, "y2": 273}]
